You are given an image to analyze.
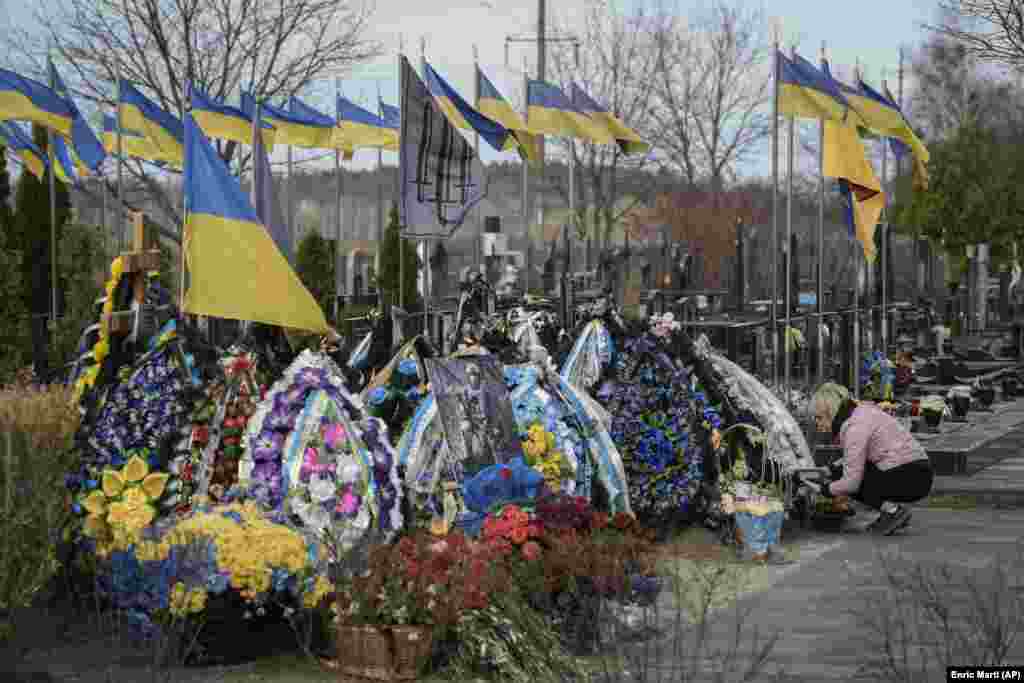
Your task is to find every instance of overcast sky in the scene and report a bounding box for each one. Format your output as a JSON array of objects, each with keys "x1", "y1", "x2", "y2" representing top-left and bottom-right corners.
[{"x1": 0, "y1": 0, "x2": 941, "y2": 179}]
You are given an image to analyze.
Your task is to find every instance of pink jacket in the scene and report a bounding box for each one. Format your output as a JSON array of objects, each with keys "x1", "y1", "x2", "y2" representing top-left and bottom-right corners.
[{"x1": 830, "y1": 402, "x2": 929, "y2": 497}]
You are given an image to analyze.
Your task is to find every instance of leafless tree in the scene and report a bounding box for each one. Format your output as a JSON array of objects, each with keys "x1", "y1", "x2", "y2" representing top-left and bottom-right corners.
[
  {"x1": 926, "y1": 0, "x2": 1024, "y2": 69},
  {"x1": 648, "y1": 0, "x2": 772, "y2": 199},
  {"x1": 545, "y1": 0, "x2": 664, "y2": 266},
  {"x1": 2, "y1": 0, "x2": 381, "y2": 242}
]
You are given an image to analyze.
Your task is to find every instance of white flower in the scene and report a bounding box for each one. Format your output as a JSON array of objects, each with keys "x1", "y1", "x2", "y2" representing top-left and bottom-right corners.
[
  {"x1": 283, "y1": 607, "x2": 295, "y2": 618},
  {"x1": 237, "y1": 458, "x2": 253, "y2": 483},
  {"x1": 306, "y1": 505, "x2": 331, "y2": 532},
  {"x1": 337, "y1": 461, "x2": 362, "y2": 484},
  {"x1": 308, "y1": 475, "x2": 336, "y2": 503}
]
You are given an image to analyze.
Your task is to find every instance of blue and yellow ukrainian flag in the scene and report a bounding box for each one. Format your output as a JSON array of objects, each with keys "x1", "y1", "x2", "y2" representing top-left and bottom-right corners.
[
  {"x1": 118, "y1": 80, "x2": 184, "y2": 166},
  {"x1": 424, "y1": 61, "x2": 511, "y2": 152},
  {"x1": 240, "y1": 92, "x2": 330, "y2": 149},
  {"x1": 189, "y1": 83, "x2": 275, "y2": 148},
  {"x1": 777, "y1": 51, "x2": 848, "y2": 121},
  {"x1": 0, "y1": 121, "x2": 48, "y2": 180},
  {"x1": 527, "y1": 79, "x2": 615, "y2": 144},
  {"x1": 823, "y1": 115, "x2": 885, "y2": 263},
  {"x1": 181, "y1": 112, "x2": 329, "y2": 332},
  {"x1": 475, "y1": 66, "x2": 539, "y2": 162},
  {"x1": 570, "y1": 82, "x2": 648, "y2": 155},
  {"x1": 289, "y1": 96, "x2": 353, "y2": 154},
  {"x1": 881, "y1": 83, "x2": 913, "y2": 159},
  {"x1": 379, "y1": 100, "x2": 400, "y2": 130},
  {"x1": 855, "y1": 78, "x2": 929, "y2": 189},
  {"x1": 0, "y1": 68, "x2": 75, "y2": 138},
  {"x1": 336, "y1": 95, "x2": 398, "y2": 151},
  {"x1": 48, "y1": 60, "x2": 105, "y2": 175},
  {"x1": 102, "y1": 113, "x2": 166, "y2": 163},
  {"x1": 51, "y1": 134, "x2": 79, "y2": 184}
]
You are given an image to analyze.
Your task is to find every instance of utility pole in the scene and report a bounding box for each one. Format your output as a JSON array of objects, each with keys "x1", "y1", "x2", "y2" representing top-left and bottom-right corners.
[{"x1": 506, "y1": 0, "x2": 580, "y2": 298}]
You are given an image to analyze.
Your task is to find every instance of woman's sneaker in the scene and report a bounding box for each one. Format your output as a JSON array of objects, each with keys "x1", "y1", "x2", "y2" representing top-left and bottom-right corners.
[{"x1": 871, "y1": 505, "x2": 912, "y2": 536}]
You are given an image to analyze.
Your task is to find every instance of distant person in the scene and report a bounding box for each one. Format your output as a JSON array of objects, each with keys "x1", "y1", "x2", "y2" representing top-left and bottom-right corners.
[{"x1": 811, "y1": 382, "x2": 934, "y2": 535}]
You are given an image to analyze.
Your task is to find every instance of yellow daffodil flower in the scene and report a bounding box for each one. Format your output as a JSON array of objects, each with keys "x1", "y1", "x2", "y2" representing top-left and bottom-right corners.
[
  {"x1": 123, "y1": 455, "x2": 149, "y2": 483},
  {"x1": 102, "y1": 469, "x2": 125, "y2": 497}
]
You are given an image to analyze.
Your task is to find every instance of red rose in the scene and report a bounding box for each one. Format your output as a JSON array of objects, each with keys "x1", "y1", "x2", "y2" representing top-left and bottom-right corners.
[
  {"x1": 509, "y1": 526, "x2": 529, "y2": 545},
  {"x1": 522, "y1": 541, "x2": 542, "y2": 561},
  {"x1": 499, "y1": 467, "x2": 512, "y2": 481},
  {"x1": 192, "y1": 426, "x2": 209, "y2": 444}
]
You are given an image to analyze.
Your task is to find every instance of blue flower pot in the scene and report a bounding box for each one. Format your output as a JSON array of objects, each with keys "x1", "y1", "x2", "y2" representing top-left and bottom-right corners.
[{"x1": 734, "y1": 510, "x2": 784, "y2": 555}]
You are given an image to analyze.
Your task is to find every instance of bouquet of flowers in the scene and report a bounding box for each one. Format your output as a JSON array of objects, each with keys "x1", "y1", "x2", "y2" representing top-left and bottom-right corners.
[
  {"x1": 521, "y1": 423, "x2": 572, "y2": 492},
  {"x1": 91, "y1": 500, "x2": 332, "y2": 646},
  {"x1": 598, "y1": 334, "x2": 709, "y2": 521}
]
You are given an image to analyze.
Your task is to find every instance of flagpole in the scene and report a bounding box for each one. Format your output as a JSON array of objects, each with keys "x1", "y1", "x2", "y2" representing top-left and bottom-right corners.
[
  {"x1": 398, "y1": 36, "x2": 405, "y2": 312},
  {"x1": 817, "y1": 42, "x2": 826, "y2": 388},
  {"x1": 522, "y1": 55, "x2": 531, "y2": 296},
  {"x1": 420, "y1": 37, "x2": 430, "y2": 339},
  {"x1": 46, "y1": 52, "x2": 59, "y2": 351},
  {"x1": 115, "y1": 59, "x2": 125, "y2": 253},
  {"x1": 473, "y1": 45, "x2": 482, "y2": 273},
  {"x1": 881, "y1": 74, "x2": 890, "y2": 355},
  {"x1": 770, "y1": 25, "x2": 780, "y2": 389},
  {"x1": 101, "y1": 160, "x2": 108, "y2": 258},
  {"x1": 179, "y1": 88, "x2": 188, "y2": 313},
  {"x1": 376, "y1": 81, "x2": 386, "y2": 313},
  {"x1": 784, "y1": 47, "x2": 795, "y2": 409},
  {"x1": 335, "y1": 78, "x2": 343, "y2": 324},
  {"x1": 852, "y1": 61, "x2": 862, "y2": 399}
]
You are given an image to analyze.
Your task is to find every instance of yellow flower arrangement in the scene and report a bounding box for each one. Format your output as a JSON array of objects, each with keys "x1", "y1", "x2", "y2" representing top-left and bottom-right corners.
[
  {"x1": 520, "y1": 422, "x2": 567, "y2": 490},
  {"x1": 74, "y1": 257, "x2": 127, "y2": 402},
  {"x1": 80, "y1": 452, "x2": 168, "y2": 554},
  {"x1": 168, "y1": 582, "x2": 208, "y2": 618}
]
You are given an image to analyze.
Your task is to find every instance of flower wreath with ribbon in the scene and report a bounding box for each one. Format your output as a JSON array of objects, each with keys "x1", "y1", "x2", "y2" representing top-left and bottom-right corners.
[{"x1": 73, "y1": 257, "x2": 126, "y2": 400}]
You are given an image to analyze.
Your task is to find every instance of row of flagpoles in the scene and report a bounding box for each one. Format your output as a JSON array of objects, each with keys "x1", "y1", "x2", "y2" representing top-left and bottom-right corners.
[
  {"x1": 2, "y1": 33, "x2": 929, "y2": 400},
  {"x1": 0, "y1": 45, "x2": 647, "y2": 337},
  {"x1": 772, "y1": 37, "x2": 929, "y2": 404}
]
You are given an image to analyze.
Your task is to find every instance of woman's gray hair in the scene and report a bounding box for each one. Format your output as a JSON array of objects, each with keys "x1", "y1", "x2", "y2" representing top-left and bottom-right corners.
[{"x1": 812, "y1": 382, "x2": 850, "y2": 422}]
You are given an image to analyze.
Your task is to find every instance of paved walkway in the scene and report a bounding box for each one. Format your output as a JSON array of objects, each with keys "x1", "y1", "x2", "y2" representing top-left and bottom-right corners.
[{"x1": 644, "y1": 508, "x2": 1024, "y2": 682}]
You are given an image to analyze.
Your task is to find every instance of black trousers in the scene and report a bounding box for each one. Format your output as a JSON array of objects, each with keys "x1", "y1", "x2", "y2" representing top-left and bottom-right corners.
[{"x1": 851, "y1": 460, "x2": 934, "y2": 510}]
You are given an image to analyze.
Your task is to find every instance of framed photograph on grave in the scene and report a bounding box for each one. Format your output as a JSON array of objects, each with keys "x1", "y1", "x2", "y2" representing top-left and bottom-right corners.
[{"x1": 426, "y1": 356, "x2": 523, "y2": 478}]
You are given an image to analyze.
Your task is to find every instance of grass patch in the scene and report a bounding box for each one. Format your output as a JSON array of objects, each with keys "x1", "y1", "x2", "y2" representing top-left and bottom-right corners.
[
  {"x1": 923, "y1": 494, "x2": 980, "y2": 510},
  {"x1": 215, "y1": 654, "x2": 335, "y2": 682}
]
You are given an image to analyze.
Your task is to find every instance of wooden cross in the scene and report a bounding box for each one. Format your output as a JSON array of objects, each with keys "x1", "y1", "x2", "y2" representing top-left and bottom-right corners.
[{"x1": 106, "y1": 211, "x2": 161, "y2": 336}]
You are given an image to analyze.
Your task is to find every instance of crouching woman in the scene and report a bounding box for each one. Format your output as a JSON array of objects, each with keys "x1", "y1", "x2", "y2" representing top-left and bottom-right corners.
[{"x1": 811, "y1": 382, "x2": 934, "y2": 535}]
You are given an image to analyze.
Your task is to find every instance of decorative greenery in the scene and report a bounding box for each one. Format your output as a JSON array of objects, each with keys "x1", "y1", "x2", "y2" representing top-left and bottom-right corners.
[
  {"x1": 375, "y1": 203, "x2": 420, "y2": 308},
  {"x1": 294, "y1": 230, "x2": 336, "y2": 323},
  {"x1": 0, "y1": 383, "x2": 80, "y2": 644}
]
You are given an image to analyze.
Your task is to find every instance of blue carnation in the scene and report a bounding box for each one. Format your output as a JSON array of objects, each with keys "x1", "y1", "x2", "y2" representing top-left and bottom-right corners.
[
  {"x1": 368, "y1": 387, "x2": 390, "y2": 406},
  {"x1": 398, "y1": 359, "x2": 419, "y2": 379}
]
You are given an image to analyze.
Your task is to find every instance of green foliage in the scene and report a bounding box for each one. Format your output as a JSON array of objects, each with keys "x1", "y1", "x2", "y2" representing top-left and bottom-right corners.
[
  {"x1": 0, "y1": 385, "x2": 80, "y2": 646},
  {"x1": 9, "y1": 125, "x2": 72, "y2": 315},
  {"x1": 52, "y1": 223, "x2": 109, "y2": 372},
  {"x1": 375, "y1": 204, "x2": 420, "y2": 308},
  {"x1": 294, "y1": 229, "x2": 335, "y2": 322},
  {"x1": 0, "y1": 144, "x2": 12, "y2": 239},
  {"x1": 0, "y1": 248, "x2": 29, "y2": 383},
  {"x1": 897, "y1": 122, "x2": 1024, "y2": 271}
]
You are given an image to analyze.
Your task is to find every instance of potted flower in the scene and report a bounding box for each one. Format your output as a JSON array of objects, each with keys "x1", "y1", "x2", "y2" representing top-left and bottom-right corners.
[
  {"x1": 717, "y1": 425, "x2": 785, "y2": 560},
  {"x1": 947, "y1": 386, "x2": 971, "y2": 420},
  {"x1": 975, "y1": 383, "x2": 996, "y2": 409},
  {"x1": 919, "y1": 396, "x2": 947, "y2": 429}
]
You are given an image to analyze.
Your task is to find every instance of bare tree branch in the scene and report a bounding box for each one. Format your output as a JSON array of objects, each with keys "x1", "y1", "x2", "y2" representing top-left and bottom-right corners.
[
  {"x1": 647, "y1": 0, "x2": 771, "y2": 199},
  {"x1": 1, "y1": 0, "x2": 382, "y2": 234},
  {"x1": 544, "y1": 0, "x2": 664, "y2": 261},
  {"x1": 926, "y1": 0, "x2": 1024, "y2": 69}
]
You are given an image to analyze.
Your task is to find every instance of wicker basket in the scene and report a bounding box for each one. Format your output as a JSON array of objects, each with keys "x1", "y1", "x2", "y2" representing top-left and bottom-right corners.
[
  {"x1": 390, "y1": 626, "x2": 434, "y2": 679},
  {"x1": 336, "y1": 625, "x2": 395, "y2": 681}
]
